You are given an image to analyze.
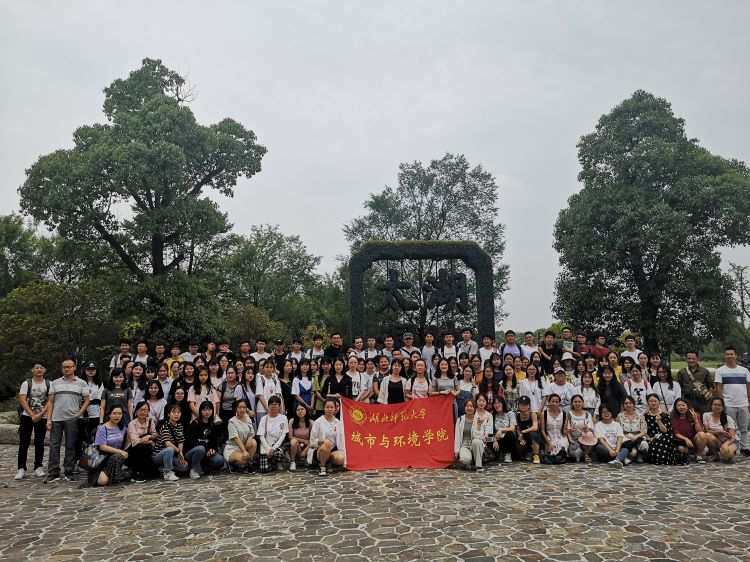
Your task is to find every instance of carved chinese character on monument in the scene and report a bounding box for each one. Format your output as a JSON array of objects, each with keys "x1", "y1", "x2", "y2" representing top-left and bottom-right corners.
[{"x1": 422, "y1": 268, "x2": 468, "y2": 313}]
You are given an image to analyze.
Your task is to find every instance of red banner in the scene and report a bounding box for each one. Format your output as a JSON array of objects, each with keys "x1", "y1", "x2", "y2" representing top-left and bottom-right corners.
[{"x1": 340, "y1": 395, "x2": 456, "y2": 470}]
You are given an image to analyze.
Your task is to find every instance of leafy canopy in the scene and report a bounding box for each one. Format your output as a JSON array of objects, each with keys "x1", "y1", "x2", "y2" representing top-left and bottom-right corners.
[{"x1": 553, "y1": 90, "x2": 750, "y2": 354}]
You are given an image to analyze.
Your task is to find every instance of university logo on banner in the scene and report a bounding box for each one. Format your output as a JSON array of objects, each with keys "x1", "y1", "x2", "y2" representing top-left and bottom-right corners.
[{"x1": 340, "y1": 395, "x2": 455, "y2": 470}]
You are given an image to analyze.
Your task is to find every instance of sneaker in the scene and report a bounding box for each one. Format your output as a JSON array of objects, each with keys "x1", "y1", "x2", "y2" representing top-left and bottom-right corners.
[
  {"x1": 189, "y1": 469, "x2": 201, "y2": 480},
  {"x1": 289, "y1": 462, "x2": 297, "y2": 472},
  {"x1": 44, "y1": 474, "x2": 61, "y2": 484},
  {"x1": 131, "y1": 477, "x2": 146, "y2": 484},
  {"x1": 504, "y1": 453, "x2": 512, "y2": 463},
  {"x1": 34, "y1": 467, "x2": 46, "y2": 478},
  {"x1": 476, "y1": 466, "x2": 484, "y2": 471},
  {"x1": 623, "y1": 458, "x2": 632, "y2": 466},
  {"x1": 609, "y1": 460, "x2": 623, "y2": 469},
  {"x1": 532, "y1": 455, "x2": 540, "y2": 465},
  {"x1": 14, "y1": 469, "x2": 25, "y2": 481},
  {"x1": 245, "y1": 463, "x2": 256, "y2": 474},
  {"x1": 695, "y1": 455, "x2": 706, "y2": 464},
  {"x1": 63, "y1": 473, "x2": 76, "y2": 482},
  {"x1": 318, "y1": 467, "x2": 327, "y2": 476},
  {"x1": 163, "y1": 470, "x2": 179, "y2": 482}
]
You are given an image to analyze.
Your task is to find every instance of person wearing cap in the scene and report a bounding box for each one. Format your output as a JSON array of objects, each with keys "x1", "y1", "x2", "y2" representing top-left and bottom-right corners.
[
  {"x1": 77, "y1": 361, "x2": 104, "y2": 466},
  {"x1": 16, "y1": 360, "x2": 52, "y2": 480},
  {"x1": 267, "y1": 339, "x2": 283, "y2": 370},
  {"x1": 548, "y1": 368, "x2": 576, "y2": 413},
  {"x1": 515, "y1": 395, "x2": 542, "y2": 464},
  {"x1": 560, "y1": 352, "x2": 577, "y2": 385},
  {"x1": 400, "y1": 333, "x2": 419, "y2": 355}
]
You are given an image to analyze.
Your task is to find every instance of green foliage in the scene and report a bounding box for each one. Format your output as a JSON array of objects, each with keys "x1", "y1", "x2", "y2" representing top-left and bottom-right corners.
[
  {"x1": 344, "y1": 153, "x2": 509, "y2": 335},
  {"x1": 224, "y1": 305, "x2": 290, "y2": 350},
  {"x1": 219, "y1": 225, "x2": 321, "y2": 335},
  {"x1": 0, "y1": 214, "x2": 40, "y2": 297},
  {"x1": 19, "y1": 57, "x2": 266, "y2": 282},
  {"x1": 553, "y1": 90, "x2": 750, "y2": 354},
  {"x1": 0, "y1": 281, "x2": 121, "y2": 398}
]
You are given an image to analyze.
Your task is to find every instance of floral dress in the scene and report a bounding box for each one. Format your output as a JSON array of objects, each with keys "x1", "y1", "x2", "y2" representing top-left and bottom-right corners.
[
  {"x1": 503, "y1": 384, "x2": 520, "y2": 413},
  {"x1": 644, "y1": 411, "x2": 677, "y2": 465}
]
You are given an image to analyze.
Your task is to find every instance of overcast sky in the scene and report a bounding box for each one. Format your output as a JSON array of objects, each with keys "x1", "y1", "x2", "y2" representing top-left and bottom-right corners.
[{"x1": 2, "y1": 1, "x2": 749, "y2": 332}]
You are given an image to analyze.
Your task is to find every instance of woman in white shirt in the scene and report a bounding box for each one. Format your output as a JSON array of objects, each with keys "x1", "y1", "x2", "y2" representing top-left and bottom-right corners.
[
  {"x1": 309, "y1": 398, "x2": 346, "y2": 476},
  {"x1": 702, "y1": 397, "x2": 738, "y2": 462},
  {"x1": 651, "y1": 366, "x2": 681, "y2": 412},
  {"x1": 454, "y1": 398, "x2": 493, "y2": 471},
  {"x1": 224, "y1": 399, "x2": 258, "y2": 473},
  {"x1": 258, "y1": 396, "x2": 287, "y2": 473},
  {"x1": 594, "y1": 404, "x2": 629, "y2": 468}
]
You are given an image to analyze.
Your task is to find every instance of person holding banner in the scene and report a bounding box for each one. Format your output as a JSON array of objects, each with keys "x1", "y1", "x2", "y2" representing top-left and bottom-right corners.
[
  {"x1": 405, "y1": 359, "x2": 431, "y2": 399},
  {"x1": 454, "y1": 398, "x2": 493, "y2": 470},
  {"x1": 376, "y1": 359, "x2": 409, "y2": 405},
  {"x1": 309, "y1": 398, "x2": 346, "y2": 476}
]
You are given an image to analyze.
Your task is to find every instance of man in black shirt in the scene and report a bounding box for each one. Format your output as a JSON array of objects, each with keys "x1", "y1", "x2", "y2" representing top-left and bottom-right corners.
[
  {"x1": 324, "y1": 332, "x2": 345, "y2": 359},
  {"x1": 273, "y1": 340, "x2": 287, "y2": 372}
]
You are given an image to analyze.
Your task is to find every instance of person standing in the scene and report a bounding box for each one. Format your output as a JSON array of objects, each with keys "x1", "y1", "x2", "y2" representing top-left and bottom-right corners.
[
  {"x1": 714, "y1": 346, "x2": 750, "y2": 456},
  {"x1": 677, "y1": 351, "x2": 714, "y2": 414},
  {"x1": 45, "y1": 359, "x2": 90, "y2": 483},
  {"x1": 620, "y1": 336, "x2": 642, "y2": 363},
  {"x1": 16, "y1": 360, "x2": 51, "y2": 480},
  {"x1": 458, "y1": 328, "x2": 479, "y2": 357}
]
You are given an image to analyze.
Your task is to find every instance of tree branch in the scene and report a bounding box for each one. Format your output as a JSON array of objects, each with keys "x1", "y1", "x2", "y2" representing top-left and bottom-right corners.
[
  {"x1": 189, "y1": 167, "x2": 224, "y2": 197},
  {"x1": 92, "y1": 221, "x2": 145, "y2": 278}
]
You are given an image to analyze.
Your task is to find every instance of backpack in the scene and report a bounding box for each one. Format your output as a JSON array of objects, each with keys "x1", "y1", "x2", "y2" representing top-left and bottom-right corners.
[{"x1": 17, "y1": 379, "x2": 51, "y2": 423}]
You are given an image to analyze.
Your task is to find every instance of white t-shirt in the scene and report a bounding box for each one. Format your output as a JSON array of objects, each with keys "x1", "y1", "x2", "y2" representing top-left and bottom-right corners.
[
  {"x1": 479, "y1": 347, "x2": 497, "y2": 366},
  {"x1": 547, "y1": 381, "x2": 576, "y2": 412},
  {"x1": 651, "y1": 380, "x2": 681, "y2": 411},
  {"x1": 86, "y1": 382, "x2": 104, "y2": 417},
  {"x1": 312, "y1": 415, "x2": 342, "y2": 447},
  {"x1": 350, "y1": 372, "x2": 372, "y2": 400},
  {"x1": 258, "y1": 414, "x2": 287, "y2": 453},
  {"x1": 521, "y1": 344, "x2": 538, "y2": 360},
  {"x1": 620, "y1": 349, "x2": 642, "y2": 363},
  {"x1": 250, "y1": 351, "x2": 271, "y2": 362},
  {"x1": 519, "y1": 379, "x2": 549, "y2": 411},
  {"x1": 702, "y1": 412, "x2": 738, "y2": 432},
  {"x1": 715, "y1": 365, "x2": 750, "y2": 408},
  {"x1": 441, "y1": 345, "x2": 457, "y2": 359},
  {"x1": 624, "y1": 379, "x2": 650, "y2": 412},
  {"x1": 407, "y1": 377, "x2": 431, "y2": 399},
  {"x1": 594, "y1": 420, "x2": 624, "y2": 449},
  {"x1": 19, "y1": 380, "x2": 50, "y2": 418},
  {"x1": 255, "y1": 375, "x2": 282, "y2": 413},
  {"x1": 291, "y1": 377, "x2": 313, "y2": 396}
]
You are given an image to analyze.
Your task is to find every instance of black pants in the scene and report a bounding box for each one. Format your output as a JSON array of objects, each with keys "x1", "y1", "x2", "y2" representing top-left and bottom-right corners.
[
  {"x1": 18, "y1": 416, "x2": 47, "y2": 470},
  {"x1": 75, "y1": 417, "x2": 99, "y2": 462},
  {"x1": 219, "y1": 408, "x2": 233, "y2": 445},
  {"x1": 496, "y1": 432, "x2": 517, "y2": 456},
  {"x1": 125, "y1": 444, "x2": 158, "y2": 478}
]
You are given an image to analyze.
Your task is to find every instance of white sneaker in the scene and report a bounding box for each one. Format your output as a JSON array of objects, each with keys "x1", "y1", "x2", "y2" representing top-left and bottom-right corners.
[
  {"x1": 504, "y1": 453, "x2": 512, "y2": 463},
  {"x1": 623, "y1": 458, "x2": 633, "y2": 466},
  {"x1": 34, "y1": 467, "x2": 46, "y2": 477},
  {"x1": 163, "y1": 470, "x2": 179, "y2": 482},
  {"x1": 189, "y1": 469, "x2": 201, "y2": 480},
  {"x1": 289, "y1": 462, "x2": 297, "y2": 472},
  {"x1": 14, "y1": 469, "x2": 25, "y2": 481},
  {"x1": 609, "y1": 460, "x2": 623, "y2": 469}
]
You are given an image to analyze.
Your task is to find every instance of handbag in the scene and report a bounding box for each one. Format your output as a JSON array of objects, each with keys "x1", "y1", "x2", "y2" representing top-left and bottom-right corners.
[
  {"x1": 79, "y1": 426, "x2": 108, "y2": 471},
  {"x1": 686, "y1": 369, "x2": 712, "y2": 401}
]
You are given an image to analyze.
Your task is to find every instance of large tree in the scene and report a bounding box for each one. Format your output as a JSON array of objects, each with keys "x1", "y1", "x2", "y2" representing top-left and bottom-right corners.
[
  {"x1": 553, "y1": 90, "x2": 750, "y2": 354},
  {"x1": 18, "y1": 58, "x2": 266, "y2": 337},
  {"x1": 218, "y1": 224, "x2": 322, "y2": 335},
  {"x1": 344, "y1": 153, "x2": 508, "y2": 337}
]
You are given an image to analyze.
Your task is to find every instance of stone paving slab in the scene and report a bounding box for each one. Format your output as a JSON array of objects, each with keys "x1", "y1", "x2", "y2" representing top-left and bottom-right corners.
[{"x1": 2, "y1": 445, "x2": 749, "y2": 561}]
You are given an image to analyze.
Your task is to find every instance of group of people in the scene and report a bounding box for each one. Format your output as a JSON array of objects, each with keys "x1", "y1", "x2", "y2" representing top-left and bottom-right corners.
[{"x1": 13, "y1": 328, "x2": 750, "y2": 486}]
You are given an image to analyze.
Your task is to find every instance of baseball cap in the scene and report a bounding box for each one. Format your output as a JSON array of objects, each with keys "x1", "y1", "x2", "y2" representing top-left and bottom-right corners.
[{"x1": 84, "y1": 361, "x2": 97, "y2": 370}]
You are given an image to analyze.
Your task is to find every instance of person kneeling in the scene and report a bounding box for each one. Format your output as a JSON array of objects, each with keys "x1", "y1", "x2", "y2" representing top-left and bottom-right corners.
[
  {"x1": 454, "y1": 398, "x2": 492, "y2": 471},
  {"x1": 309, "y1": 398, "x2": 346, "y2": 476},
  {"x1": 185, "y1": 401, "x2": 225, "y2": 479},
  {"x1": 152, "y1": 404, "x2": 190, "y2": 482},
  {"x1": 224, "y1": 399, "x2": 258, "y2": 473}
]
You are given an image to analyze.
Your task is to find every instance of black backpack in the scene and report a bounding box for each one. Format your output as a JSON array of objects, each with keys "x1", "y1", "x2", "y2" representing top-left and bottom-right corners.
[{"x1": 17, "y1": 379, "x2": 51, "y2": 423}]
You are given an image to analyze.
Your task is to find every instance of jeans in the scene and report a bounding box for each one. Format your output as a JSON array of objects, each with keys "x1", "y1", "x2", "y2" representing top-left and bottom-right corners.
[
  {"x1": 184, "y1": 445, "x2": 225, "y2": 472},
  {"x1": 18, "y1": 416, "x2": 47, "y2": 470},
  {"x1": 152, "y1": 448, "x2": 189, "y2": 473},
  {"x1": 725, "y1": 406, "x2": 749, "y2": 449},
  {"x1": 594, "y1": 444, "x2": 629, "y2": 463},
  {"x1": 48, "y1": 418, "x2": 78, "y2": 477}
]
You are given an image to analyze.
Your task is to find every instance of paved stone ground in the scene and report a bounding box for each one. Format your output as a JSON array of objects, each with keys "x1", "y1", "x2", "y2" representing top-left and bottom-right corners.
[{"x1": 1, "y1": 445, "x2": 749, "y2": 562}]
